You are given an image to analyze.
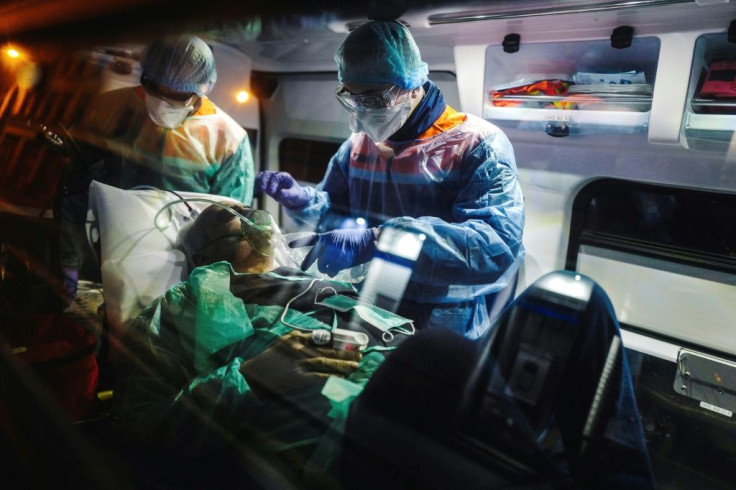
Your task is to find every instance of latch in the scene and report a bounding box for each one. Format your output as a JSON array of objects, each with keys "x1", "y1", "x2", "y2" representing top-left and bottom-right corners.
[
  {"x1": 674, "y1": 349, "x2": 736, "y2": 418},
  {"x1": 611, "y1": 25, "x2": 634, "y2": 49},
  {"x1": 546, "y1": 116, "x2": 570, "y2": 137},
  {"x1": 502, "y1": 33, "x2": 520, "y2": 54}
]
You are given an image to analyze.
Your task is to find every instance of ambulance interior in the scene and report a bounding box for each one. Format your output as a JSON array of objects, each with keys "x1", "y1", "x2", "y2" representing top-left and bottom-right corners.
[{"x1": 1, "y1": 0, "x2": 736, "y2": 488}]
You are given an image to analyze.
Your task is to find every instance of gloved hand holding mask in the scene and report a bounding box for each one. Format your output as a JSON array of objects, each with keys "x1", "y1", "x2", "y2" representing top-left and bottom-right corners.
[
  {"x1": 240, "y1": 331, "x2": 361, "y2": 397},
  {"x1": 288, "y1": 228, "x2": 378, "y2": 277},
  {"x1": 255, "y1": 171, "x2": 310, "y2": 209}
]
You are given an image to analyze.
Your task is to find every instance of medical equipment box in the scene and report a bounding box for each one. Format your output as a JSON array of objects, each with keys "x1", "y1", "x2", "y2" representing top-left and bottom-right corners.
[{"x1": 699, "y1": 59, "x2": 736, "y2": 98}]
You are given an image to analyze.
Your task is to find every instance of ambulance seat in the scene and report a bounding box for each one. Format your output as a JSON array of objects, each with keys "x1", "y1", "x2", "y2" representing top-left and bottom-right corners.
[{"x1": 340, "y1": 271, "x2": 653, "y2": 489}]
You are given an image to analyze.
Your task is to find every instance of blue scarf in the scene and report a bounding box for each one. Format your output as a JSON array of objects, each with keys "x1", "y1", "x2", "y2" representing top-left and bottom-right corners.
[{"x1": 389, "y1": 80, "x2": 446, "y2": 142}]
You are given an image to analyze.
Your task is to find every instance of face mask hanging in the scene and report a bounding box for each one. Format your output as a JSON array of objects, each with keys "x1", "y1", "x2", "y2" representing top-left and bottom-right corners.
[
  {"x1": 276, "y1": 277, "x2": 414, "y2": 345},
  {"x1": 315, "y1": 294, "x2": 415, "y2": 343}
]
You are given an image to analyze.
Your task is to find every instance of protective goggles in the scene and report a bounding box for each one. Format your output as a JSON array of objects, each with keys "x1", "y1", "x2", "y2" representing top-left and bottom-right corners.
[
  {"x1": 335, "y1": 84, "x2": 409, "y2": 111},
  {"x1": 141, "y1": 73, "x2": 197, "y2": 105}
]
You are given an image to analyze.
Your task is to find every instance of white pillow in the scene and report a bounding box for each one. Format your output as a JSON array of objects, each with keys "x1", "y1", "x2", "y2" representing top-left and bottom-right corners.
[
  {"x1": 87, "y1": 181, "x2": 242, "y2": 348},
  {"x1": 87, "y1": 181, "x2": 370, "y2": 358}
]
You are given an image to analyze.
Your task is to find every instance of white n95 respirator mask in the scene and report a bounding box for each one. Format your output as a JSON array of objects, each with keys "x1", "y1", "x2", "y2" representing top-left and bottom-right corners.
[
  {"x1": 145, "y1": 95, "x2": 194, "y2": 129},
  {"x1": 350, "y1": 99, "x2": 412, "y2": 143}
]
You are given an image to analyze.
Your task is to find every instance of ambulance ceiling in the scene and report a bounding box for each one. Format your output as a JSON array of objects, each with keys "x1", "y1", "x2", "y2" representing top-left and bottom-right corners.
[
  {"x1": 210, "y1": 0, "x2": 734, "y2": 72},
  {"x1": 3, "y1": 0, "x2": 734, "y2": 72}
]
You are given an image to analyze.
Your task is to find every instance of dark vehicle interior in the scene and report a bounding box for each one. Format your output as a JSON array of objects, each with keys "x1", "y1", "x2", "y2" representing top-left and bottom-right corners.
[{"x1": 2, "y1": 1, "x2": 736, "y2": 489}]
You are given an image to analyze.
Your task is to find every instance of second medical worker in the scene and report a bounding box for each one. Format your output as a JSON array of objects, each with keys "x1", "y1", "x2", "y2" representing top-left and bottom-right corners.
[
  {"x1": 61, "y1": 35, "x2": 254, "y2": 299},
  {"x1": 258, "y1": 20, "x2": 525, "y2": 339}
]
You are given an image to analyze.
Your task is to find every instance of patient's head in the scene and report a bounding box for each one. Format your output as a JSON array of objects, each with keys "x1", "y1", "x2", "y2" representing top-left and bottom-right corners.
[{"x1": 177, "y1": 203, "x2": 278, "y2": 273}]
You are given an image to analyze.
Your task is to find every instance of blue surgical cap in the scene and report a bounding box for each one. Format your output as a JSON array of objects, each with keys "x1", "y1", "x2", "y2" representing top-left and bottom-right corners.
[
  {"x1": 140, "y1": 35, "x2": 217, "y2": 96},
  {"x1": 335, "y1": 20, "x2": 429, "y2": 90}
]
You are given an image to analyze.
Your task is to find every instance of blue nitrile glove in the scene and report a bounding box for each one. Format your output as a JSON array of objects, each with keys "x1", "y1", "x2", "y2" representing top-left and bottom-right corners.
[
  {"x1": 288, "y1": 228, "x2": 378, "y2": 277},
  {"x1": 255, "y1": 171, "x2": 310, "y2": 209}
]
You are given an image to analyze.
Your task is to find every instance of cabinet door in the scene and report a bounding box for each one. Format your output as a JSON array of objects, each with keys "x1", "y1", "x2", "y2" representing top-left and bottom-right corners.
[{"x1": 484, "y1": 37, "x2": 660, "y2": 137}]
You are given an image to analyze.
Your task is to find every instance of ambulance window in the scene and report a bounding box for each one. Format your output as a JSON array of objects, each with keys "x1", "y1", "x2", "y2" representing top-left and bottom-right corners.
[
  {"x1": 568, "y1": 179, "x2": 736, "y2": 490},
  {"x1": 567, "y1": 179, "x2": 736, "y2": 356},
  {"x1": 567, "y1": 179, "x2": 736, "y2": 272},
  {"x1": 278, "y1": 137, "x2": 339, "y2": 185}
]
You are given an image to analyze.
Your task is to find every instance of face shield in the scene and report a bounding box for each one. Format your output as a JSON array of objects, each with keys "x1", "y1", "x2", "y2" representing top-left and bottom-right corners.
[
  {"x1": 194, "y1": 206, "x2": 278, "y2": 257},
  {"x1": 337, "y1": 84, "x2": 413, "y2": 142},
  {"x1": 156, "y1": 200, "x2": 282, "y2": 271},
  {"x1": 139, "y1": 35, "x2": 216, "y2": 128}
]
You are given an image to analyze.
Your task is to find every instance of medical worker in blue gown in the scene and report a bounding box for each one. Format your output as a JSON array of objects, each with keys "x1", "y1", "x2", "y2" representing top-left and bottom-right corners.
[
  {"x1": 60, "y1": 35, "x2": 254, "y2": 301},
  {"x1": 257, "y1": 20, "x2": 525, "y2": 339}
]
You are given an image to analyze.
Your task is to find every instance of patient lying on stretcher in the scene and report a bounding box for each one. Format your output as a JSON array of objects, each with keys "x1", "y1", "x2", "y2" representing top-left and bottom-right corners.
[
  {"x1": 113, "y1": 202, "x2": 654, "y2": 489},
  {"x1": 113, "y1": 202, "x2": 405, "y2": 486}
]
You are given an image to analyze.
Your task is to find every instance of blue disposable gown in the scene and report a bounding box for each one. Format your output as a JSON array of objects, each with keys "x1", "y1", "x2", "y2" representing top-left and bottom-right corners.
[{"x1": 286, "y1": 108, "x2": 525, "y2": 335}]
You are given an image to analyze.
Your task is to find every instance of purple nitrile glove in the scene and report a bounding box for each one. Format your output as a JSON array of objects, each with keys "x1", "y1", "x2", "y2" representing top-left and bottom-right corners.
[
  {"x1": 61, "y1": 266, "x2": 78, "y2": 306},
  {"x1": 255, "y1": 171, "x2": 310, "y2": 209},
  {"x1": 288, "y1": 228, "x2": 378, "y2": 277}
]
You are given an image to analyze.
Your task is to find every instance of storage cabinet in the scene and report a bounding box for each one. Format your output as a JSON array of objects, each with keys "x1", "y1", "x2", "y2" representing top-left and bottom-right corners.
[
  {"x1": 681, "y1": 33, "x2": 736, "y2": 152},
  {"x1": 483, "y1": 37, "x2": 660, "y2": 136}
]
